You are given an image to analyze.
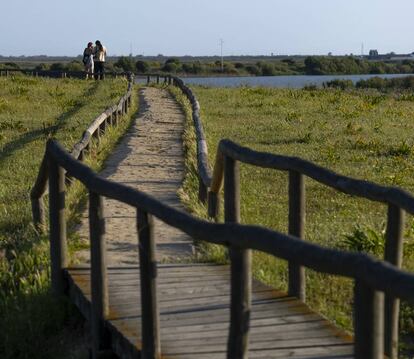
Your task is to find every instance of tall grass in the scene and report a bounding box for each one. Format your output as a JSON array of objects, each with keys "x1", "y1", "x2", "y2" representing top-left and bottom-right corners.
[
  {"x1": 175, "y1": 85, "x2": 414, "y2": 352},
  {"x1": 0, "y1": 75, "x2": 138, "y2": 359}
]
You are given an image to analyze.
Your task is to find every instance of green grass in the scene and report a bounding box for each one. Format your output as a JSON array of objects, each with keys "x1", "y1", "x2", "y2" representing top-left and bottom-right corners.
[
  {"x1": 0, "y1": 74, "x2": 138, "y2": 359},
  {"x1": 176, "y1": 85, "x2": 414, "y2": 344}
]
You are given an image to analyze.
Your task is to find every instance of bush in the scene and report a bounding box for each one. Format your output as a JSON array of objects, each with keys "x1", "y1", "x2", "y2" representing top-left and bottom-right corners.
[
  {"x1": 259, "y1": 63, "x2": 276, "y2": 76},
  {"x1": 114, "y1": 56, "x2": 135, "y2": 72},
  {"x1": 162, "y1": 62, "x2": 178, "y2": 73},
  {"x1": 0, "y1": 62, "x2": 20, "y2": 70},
  {"x1": 66, "y1": 61, "x2": 83, "y2": 72},
  {"x1": 49, "y1": 63, "x2": 65, "y2": 71},
  {"x1": 135, "y1": 60, "x2": 150, "y2": 73},
  {"x1": 324, "y1": 79, "x2": 354, "y2": 90},
  {"x1": 34, "y1": 63, "x2": 50, "y2": 71},
  {"x1": 245, "y1": 64, "x2": 261, "y2": 75}
]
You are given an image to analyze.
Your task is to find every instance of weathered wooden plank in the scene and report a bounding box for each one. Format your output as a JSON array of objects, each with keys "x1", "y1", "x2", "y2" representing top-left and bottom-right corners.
[{"x1": 67, "y1": 263, "x2": 353, "y2": 359}]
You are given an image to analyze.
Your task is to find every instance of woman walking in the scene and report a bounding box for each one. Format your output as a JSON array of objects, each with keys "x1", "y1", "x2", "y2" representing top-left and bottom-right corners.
[
  {"x1": 82, "y1": 42, "x2": 94, "y2": 79},
  {"x1": 94, "y1": 40, "x2": 107, "y2": 80}
]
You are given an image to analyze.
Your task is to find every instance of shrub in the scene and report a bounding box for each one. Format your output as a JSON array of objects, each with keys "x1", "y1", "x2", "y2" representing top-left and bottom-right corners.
[
  {"x1": 324, "y1": 79, "x2": 354, "y2": 90},
  {"x1": 135, "y1": 60, "x2": 150, "y2": 73},
  {"x1": 340, "y1": 226, "x2": 385, "y2": 255},
  {"x1": 114, "y1": 56, "x2": 135, "y2": 72}
]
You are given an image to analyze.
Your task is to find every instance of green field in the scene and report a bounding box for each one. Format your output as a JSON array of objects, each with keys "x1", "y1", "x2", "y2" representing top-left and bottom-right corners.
[
  {"x1": 178, "y1": 85, "x2": 414, "y2": 347},
  {"x1": 0, "y1": 75, "x2": 137, "y2": 359}
]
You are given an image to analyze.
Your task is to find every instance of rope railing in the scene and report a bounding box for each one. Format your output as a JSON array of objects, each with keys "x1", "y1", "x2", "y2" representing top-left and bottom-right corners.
[
  {"x1": 208, "y1": 138, "x2": 413, "y2": 359},
  {"x1": 42, "y1": 138, "x2": 414, "y2": 359},
  {"x1": 30, "y1": 73, "x2": 134, "y2": 232}
]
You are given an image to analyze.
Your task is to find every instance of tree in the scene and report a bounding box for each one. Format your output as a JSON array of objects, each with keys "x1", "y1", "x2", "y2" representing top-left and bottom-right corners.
[
  {"x1": 115, "y1": 56, "x2": 135, "y2": 72},
  {"x1": 135, "y1": 60, "x2": 150, "y2": 73}
]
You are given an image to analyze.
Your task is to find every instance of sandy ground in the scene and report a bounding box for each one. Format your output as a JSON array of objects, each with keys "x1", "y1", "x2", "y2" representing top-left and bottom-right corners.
[{"x1": 75, "y1": 87, "x2": 194, "y2": 265}]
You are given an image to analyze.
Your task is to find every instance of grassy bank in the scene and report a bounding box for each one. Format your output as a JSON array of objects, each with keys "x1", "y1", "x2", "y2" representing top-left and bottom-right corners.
[
  {"x1": 0, "y1": 75, "x2": 138, "y2": 359},
  {"x1": 177, "y1": 85, "x2": 414, "y2": 346}
]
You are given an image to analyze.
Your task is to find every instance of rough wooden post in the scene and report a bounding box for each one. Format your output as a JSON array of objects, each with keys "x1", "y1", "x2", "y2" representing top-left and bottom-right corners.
[
  {"x1": 225, "y1": 155, "x2": 251, "y2": 359},
  {"x1": 48, "y1": 155, "x2": 68, "y2": 295},
  {"x1": 198, "y1": 178, "x2": 208, "y2": 203},
  {"x1": 156, "y1": 75, "x2": 160, "y2": 84},
  {"x1": 354, "y1": 280, "x2": 384, "y2": 359},
  {"x1": 208, "y1": 191, "x2": 220, "y2": 221},
  {"x1": 384, "y1": 204, "x2": 404, "y2": 359},
  {"x1": 89, "y1": 191, "x2": 109, "y2": 358},
  {"x1": 113, "y1": 110, "x2": 118, "y2": 126},
  {"x1": 137, "y1": 209, "x2": 161, "y2": 359},
  {"x1": 288, "y1": 171, "x2": 306, "y2": 301},
  {"x1": 32, "y1": 195, "x2": 46, "y2": 231}
]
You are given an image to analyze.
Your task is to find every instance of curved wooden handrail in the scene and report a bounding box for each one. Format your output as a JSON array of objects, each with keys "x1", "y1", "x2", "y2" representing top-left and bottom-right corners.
[
  {"x1": 210, "y1": 139, "x2": 414, "y2": 214},
  {"x1": 169, "y1": 76, "x2": 212, "y2": 201},
  {"x1": 30, "y1": 74, "x2": 134, "y2": 230},
  {"x1": 47, "y1": 138, "x2": 414, "y2": 303}
]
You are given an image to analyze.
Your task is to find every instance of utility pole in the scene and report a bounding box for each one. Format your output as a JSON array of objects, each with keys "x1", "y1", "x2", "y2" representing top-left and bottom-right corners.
[
  {"x1": 361, "y1": 42, "x2": 364, "y2": 57},
  {"x1": 220, "y1": 38, "x2": 224, "y2": 72}
]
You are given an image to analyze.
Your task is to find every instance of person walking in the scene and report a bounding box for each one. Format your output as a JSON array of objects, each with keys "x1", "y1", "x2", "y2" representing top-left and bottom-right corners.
[
  {"x1": 94, "y1": 40, "x2": 107, "y2": 80},
  {"x1": 82, "y1": 42, "x2": 94, "y2": 79}
]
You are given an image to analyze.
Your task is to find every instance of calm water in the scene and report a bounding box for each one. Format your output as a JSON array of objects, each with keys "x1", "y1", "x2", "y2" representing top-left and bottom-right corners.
[{"x1": 179, "y1": 73, "x2": 413, "y2": 88}]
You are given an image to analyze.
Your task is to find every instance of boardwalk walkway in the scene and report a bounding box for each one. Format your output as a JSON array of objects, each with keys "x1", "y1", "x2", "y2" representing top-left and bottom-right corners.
[{"x1": 68, "y1": 87, "x2": 353, "y2": 358}]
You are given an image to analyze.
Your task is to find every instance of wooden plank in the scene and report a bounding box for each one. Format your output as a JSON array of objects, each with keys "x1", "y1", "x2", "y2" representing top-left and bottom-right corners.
[{"x1": 66, "y1": 264, "x2": 354, "y2": 359}]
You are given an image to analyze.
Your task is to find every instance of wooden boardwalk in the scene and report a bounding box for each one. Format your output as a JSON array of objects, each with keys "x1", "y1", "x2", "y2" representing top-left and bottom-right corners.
[
  {"x1": 31, "y1": 74, "x2": 414, "y2": 359},
  {"x1": 62, "y1": 86, "x2": 354, "y2": 358},
  {"x1": 67, "y1": 265, "x2": 353, "y2": 359}
]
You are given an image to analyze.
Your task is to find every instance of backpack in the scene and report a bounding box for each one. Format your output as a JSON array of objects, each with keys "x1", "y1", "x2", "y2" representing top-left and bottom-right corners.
[{"x1": 82, "y1": 54, "x2": 89, "y2": 65}]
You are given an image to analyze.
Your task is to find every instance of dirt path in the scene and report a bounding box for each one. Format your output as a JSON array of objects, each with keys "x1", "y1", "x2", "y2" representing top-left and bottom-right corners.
[{"x1": 75, "y1": 87, "x2": 194, "y2": 265}]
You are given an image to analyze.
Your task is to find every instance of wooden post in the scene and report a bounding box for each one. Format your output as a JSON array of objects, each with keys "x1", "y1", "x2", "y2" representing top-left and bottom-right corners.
[
  {"x1": 288, "y1": 171, "x2": 306, "y2": 301},
  {"x1": 89, "y1": 191, "x2": 109, "y2": 358},
  {"x1": 94, "y1": 126, "x2": 101, "y2": 145},
  {"x1": 198, "y1": 178, "x2": 208, "y2": 203},
  {"x1": 354, "y1": 280, "x2": 384, "y2": 359},
  {"x1": 32, "y1": 196, "x2": 46, "y2": 232},
  {"x1": 113, "y1": 110, "x2": 118, "y2": 126},
  {"x1": 156, "y1": 75, "x2": 160, "y2": 84},
  {"x1": 384, "y1": 204, "x2": 405, "y2": 359},
  {"x1": 147, "y1": 75, "x2": 150, "y2": 84},
  {"x1": 137, "y1": 209, "x2": 161, "y2": 359},
  {"x1": 208, "y1": 191, "x2": 220, "y2": 221},
  {"x1": 225, "y1": 156, "x2": 251, "y2": 359},
  {"x1": 48, "y1": 155, "x2": 68, "y2": 295}
]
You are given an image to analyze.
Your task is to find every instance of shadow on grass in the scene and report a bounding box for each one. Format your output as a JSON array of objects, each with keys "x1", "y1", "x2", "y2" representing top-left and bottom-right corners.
[
  {"x1": 0, "y1": 290, "x2": 88, "y2": 359},
  {"x1": 0, "y1": 81, "x2": 100, "y2": 165}
]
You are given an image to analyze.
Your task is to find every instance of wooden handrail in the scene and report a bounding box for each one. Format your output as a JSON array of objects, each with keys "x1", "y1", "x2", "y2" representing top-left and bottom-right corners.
[
  {"x1": 120, "y1": 72, "x2": 212, "y2": 203},
  {"x1": 209, "y1": 138, "x2": 411, "y2": 359},
  {"x1": 43, "y1": 138, "x2": 414, "y2": 359},
  {"x1": 30, "y1": 74, "x2": 134, "y2": 231}
]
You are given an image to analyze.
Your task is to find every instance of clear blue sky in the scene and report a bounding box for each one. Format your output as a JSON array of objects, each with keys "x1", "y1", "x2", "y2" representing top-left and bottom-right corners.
[{"x1": 2, "y1": 0, "x2": 414, "y2": 57}]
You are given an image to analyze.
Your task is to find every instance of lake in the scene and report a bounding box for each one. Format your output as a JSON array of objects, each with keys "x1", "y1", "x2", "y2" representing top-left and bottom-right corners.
[{"x1": 179, "y1": 73, "x2": 413, "y2": 88}]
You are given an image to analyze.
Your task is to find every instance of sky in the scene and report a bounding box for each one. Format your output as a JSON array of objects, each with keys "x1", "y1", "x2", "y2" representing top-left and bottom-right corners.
[{"x1": 1, "y1": 0, "x2": 414, "y2": 57}]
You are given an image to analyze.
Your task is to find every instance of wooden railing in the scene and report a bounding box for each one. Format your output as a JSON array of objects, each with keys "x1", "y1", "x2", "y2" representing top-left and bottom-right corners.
[
  {"x1": 38, "y1": 139, "x2": 414, "y2": 359},
  {"x1": 208, "y1": 138, "x2": 414, "y2": 359},
  {"x1": 31, "y1": 74, "x2": 134, "y2": 232},
  {"x1": 143, "y1": 73, "x2": 212, "y2": 202}
]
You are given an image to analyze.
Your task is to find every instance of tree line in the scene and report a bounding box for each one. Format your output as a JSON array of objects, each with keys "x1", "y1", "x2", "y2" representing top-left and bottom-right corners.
[{"x1": 2, "y1": 56, "x2": 414, "y2": 76}]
